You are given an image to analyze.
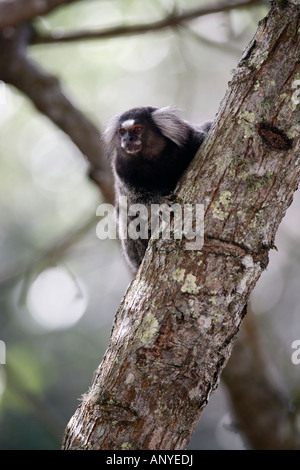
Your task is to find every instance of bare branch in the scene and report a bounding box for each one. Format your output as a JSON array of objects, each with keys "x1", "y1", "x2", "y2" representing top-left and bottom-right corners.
[
  {"x1": 0, "y1": 0, "x2": 80, "y2": 30},
  {"x1": 0, "y1": 215, "x2": 96, "y2": 289},
  {"x1": 31, "y1": 0, "x2": 263, "y2": 45}
]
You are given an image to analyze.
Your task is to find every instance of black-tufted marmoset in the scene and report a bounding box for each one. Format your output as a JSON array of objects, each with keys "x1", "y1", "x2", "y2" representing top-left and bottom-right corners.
[{"x1": 102, "y1": 106, "x2": 212, "y2": 275}]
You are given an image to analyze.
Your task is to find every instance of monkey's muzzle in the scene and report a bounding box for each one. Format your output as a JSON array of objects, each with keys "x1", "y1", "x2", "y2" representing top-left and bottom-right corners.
[{"x1": 122, "y1": 140, "x2": 142, "y2": 155}]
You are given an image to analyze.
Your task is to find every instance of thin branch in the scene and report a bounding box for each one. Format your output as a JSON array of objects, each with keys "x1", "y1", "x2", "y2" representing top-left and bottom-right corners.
[
  {"x1": 31, "y1": 0, "x2": 263, "y2": 45},
  {"x1": 0, "y1": 215, "x2": 96, "y2": 289},
  {"x1": 0, "y1": 0, "x2": 80, "y2": 30}
]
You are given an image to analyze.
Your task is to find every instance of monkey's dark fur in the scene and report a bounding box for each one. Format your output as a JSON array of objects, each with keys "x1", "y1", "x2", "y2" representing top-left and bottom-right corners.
[{"x1": 103, "y1": 106, "x2": 212, "y2": 274}]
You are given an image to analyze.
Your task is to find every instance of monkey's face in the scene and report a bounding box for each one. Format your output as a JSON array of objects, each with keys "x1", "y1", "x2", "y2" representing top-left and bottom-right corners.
[{"x1": 119, "y1": 119, "x2": 143, "y2": 155}]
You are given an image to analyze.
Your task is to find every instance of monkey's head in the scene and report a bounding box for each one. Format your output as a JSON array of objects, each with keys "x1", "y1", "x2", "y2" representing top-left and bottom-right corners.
[
  {"x1": 103, "y1": 106, "x2": 190, "y2": 160},
  {"x1": 118, "y1": 118, "x2": 144, "y2": 155}
]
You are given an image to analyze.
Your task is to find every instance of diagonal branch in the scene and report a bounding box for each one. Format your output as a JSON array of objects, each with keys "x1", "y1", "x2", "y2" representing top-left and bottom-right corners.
[
  {"x1": 0, "y1": 24, "x2": 114, "y2": 203},
  {"x1": 0, "y1": 215, "x2": 96, "y2": 289},
  {"x1": 224, "y1": 310, "x2": 300, "y2": 449},
  {"x1": 31, "y1": 0, "x2": 263, "y2": 45}
]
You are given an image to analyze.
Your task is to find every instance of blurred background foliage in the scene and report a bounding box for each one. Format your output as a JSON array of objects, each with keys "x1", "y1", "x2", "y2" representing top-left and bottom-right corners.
[{"x1": 0, "y1": 0, "x2": 299, "y2": 450}]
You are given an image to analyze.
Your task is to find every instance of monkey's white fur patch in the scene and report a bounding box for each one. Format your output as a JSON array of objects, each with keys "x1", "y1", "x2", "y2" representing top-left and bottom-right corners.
[
  {"x1": 102, "y1": 113, "x2": 121, "y2": 156},
  {"x1": 152, "y1": 106, "x2": 188, "y2": 147},
  {"x1": 121, "y1": 119, "x2": 135, "y2": 129}
]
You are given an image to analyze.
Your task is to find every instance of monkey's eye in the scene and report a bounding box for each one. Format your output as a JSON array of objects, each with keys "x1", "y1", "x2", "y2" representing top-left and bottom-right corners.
[
  {"x1": 134, "y1": 126, "x2": 143, "y2": 134},
  {"x1": 119, "y1": 128, "x2": 126, "y2": 135}
]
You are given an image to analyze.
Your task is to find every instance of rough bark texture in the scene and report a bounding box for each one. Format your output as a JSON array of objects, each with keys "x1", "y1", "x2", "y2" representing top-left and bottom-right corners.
[{"x1": 62, "y1": 2, "x2": 300, "y2": 450}]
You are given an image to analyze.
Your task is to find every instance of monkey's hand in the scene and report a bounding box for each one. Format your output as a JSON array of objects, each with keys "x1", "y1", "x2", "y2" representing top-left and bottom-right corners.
[{"x1": 162, "y1": 192, "x2": 177, "y2": 206}]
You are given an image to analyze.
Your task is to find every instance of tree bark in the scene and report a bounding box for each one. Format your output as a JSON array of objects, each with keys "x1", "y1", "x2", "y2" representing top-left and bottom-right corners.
[{"x1": 62, "y1": 1, "x2": 300, "y2": 450}]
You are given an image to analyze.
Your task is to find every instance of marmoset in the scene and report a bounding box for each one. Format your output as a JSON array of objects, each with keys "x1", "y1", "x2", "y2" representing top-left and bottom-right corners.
[{"x1": 103, "y1": 105, "x2": 212, "y2": 274}]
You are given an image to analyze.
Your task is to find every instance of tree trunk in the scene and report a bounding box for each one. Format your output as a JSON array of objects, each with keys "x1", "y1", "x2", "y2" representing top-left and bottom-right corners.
[{"x1": 62, "y1": 1, "x2": 300, "y2": 450}]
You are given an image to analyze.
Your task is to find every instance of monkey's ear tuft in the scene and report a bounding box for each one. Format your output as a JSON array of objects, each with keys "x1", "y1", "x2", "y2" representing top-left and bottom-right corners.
[
  {"x1": 151, "y1": 106, "x2": 188, "y2": 147},
  {"x1": 102, "y1": 113, "x2": 121, "y2": 157}
]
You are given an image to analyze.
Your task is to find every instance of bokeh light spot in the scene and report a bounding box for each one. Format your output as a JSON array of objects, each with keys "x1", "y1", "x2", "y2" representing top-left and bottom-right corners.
[{"x1": 27, "y1": 267, "x2": 87, "y2": 330}]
